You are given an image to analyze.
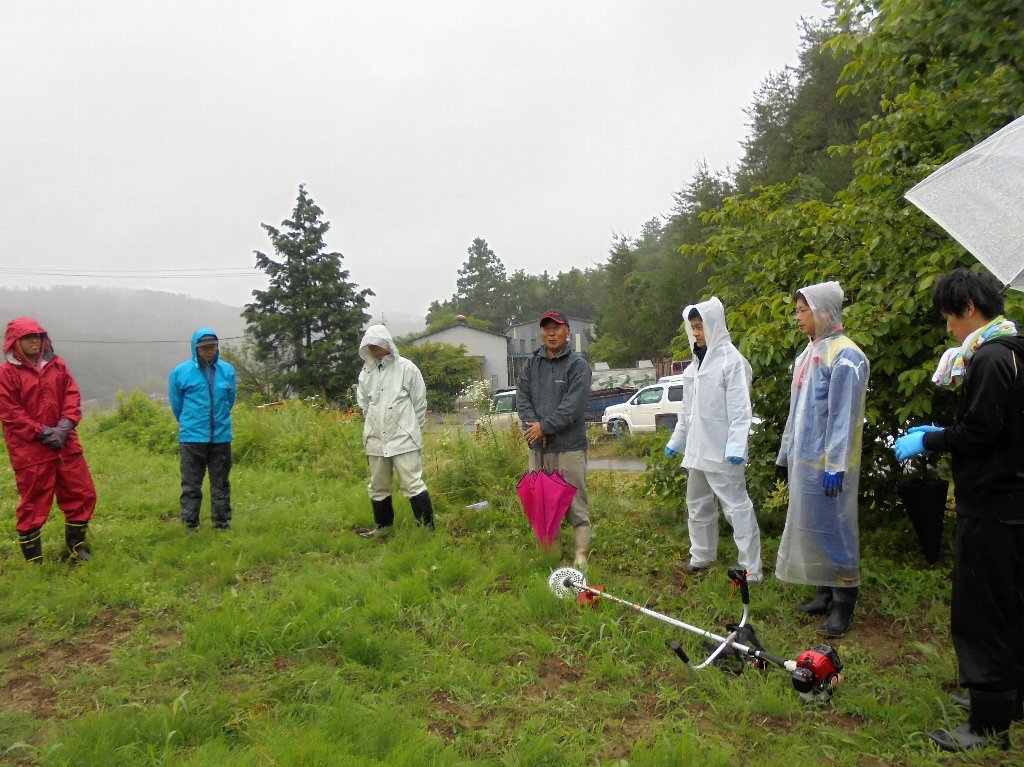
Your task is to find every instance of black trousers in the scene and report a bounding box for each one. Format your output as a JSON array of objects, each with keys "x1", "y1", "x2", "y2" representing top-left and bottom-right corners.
[
  {"x1": 180, "y1": 442, "x2": 232, "y2": 528},
  {"x1": 952, "y1": 515, "x2": 1024, "y2": 693}
]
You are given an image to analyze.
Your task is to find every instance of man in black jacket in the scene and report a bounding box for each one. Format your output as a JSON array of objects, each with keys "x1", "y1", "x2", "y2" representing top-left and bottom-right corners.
[
  {"x1": 516, "y1": 311, "x2": 593, "y2": 566},
  {"x1": 895, "y1": 267, "x2": 1024, "y2": 752}
]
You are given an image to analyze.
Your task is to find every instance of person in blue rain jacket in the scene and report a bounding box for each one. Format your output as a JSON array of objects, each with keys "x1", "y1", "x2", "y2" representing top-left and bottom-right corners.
[{"x1": 169, "y1": 328, "x2": 237, "y2": 531}]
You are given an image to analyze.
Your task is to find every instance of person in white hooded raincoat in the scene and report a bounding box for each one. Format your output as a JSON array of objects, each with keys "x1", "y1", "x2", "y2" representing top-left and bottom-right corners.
[
  {"x1": 775, "y1": 281, "x2": 869, "y2": 637},
  {"x1": 664, "y1": 297, "x2": 763, "y2": 581},
  {"x1": 356, "y1": 324, "x2": 434, "y2": 535}
]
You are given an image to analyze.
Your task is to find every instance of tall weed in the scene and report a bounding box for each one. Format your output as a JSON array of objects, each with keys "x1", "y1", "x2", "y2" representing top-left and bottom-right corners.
[
  {"x1": 426, "y1": 420, "x2": 527, "y2": 506},
  {"x1": 231, "y1": 401, "x2": 365, "y2": 478}
]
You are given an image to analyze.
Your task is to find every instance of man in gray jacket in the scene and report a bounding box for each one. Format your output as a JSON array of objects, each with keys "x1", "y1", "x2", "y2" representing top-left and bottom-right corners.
[
  {"x1": 356, "y1": 324, "x2": 434, "y2": 536},
  {"x1": 516, "y1": 311, "x2": 593, "y2": 566}
]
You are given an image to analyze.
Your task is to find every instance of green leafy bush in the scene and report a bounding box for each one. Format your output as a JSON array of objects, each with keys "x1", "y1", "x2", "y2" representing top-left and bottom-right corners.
[
  {"x1": 401, "y1": 341, "x2": 480, "y2": 412},
  {"x1": 95, "y1": 390, "x2": 178, "y2": 455}
]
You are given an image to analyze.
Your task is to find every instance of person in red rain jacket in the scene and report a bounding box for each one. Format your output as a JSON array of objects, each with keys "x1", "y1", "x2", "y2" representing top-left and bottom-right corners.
[{"x1": 0, "y1": 317, "x2": 97, "y2": 563}]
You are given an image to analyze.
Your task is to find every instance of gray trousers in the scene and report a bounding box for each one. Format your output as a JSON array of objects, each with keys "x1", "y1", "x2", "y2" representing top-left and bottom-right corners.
[{"x1": 180, "y1": 442, "x2": 232, "y2": 528}]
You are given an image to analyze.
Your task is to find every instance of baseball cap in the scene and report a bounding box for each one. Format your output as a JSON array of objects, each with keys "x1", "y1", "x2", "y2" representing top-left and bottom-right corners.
[
  {"x1": 539, "y1": 310, "x2": 568, "y2": 326},
  {"x1": 196, "y1": 334, "x2": 219, "y2": 347}
]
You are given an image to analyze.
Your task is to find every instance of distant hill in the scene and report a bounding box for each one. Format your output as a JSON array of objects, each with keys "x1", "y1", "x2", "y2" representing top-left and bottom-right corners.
[{"x1": 0, "y1": 286, "x2": 246, "y2": 407}]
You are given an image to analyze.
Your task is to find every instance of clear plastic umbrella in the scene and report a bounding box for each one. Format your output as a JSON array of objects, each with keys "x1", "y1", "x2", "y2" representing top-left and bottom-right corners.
[{"x1": 905, "y1": 115, "x2": 1024, "y2": 291}]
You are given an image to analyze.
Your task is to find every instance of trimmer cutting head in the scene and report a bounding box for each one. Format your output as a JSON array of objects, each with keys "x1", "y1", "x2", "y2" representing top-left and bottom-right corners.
[{"x1": 548, "y1": 567, "x2": 587, "y2": 599}]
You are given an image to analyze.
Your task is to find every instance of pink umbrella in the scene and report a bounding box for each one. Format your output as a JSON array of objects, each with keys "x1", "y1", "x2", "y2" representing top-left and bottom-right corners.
[{"x1": 516, "y1": 470, "x2": 578, "y2": 548}]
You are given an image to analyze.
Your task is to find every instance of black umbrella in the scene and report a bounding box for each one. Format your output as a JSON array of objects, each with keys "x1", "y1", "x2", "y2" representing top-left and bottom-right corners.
[{"x1": 897, "y1": 476, "x2": 949, "y2": 564}]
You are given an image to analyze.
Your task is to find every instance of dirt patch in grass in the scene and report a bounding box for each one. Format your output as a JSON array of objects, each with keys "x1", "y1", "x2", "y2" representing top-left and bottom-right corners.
[
  {"x1": 1, "y1": 608, "x2": 142, "y2": 720},
  {"x1": 487, "y1": 573, "x2": 514, "y2": 594},
  {"x1": 600, "y1": 691, "x2": 663, "y2": 760},
  {"x1": 519, "y1": 654, "x2": 586, "y2": 702},
  {"x1": 426, "y1": 689, "x2": 481, "y2": 743},
  {"x1": 830, "y1": 602, "x2": 948, "y2": 666}
]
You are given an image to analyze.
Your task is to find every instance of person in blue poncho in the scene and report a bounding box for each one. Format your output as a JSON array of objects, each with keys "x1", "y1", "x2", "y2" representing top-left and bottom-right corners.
[
  {"x1": 169, "y1": 329, "x2": 237, "y2": 532},
  {"x1": 775, "y1": 281, "x2": 869, "y2": 637}
]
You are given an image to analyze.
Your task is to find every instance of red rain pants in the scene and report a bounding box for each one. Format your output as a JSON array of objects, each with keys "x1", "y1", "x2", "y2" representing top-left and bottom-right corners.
[{"x1": 13, "y1": 454, "x2": 96, "y2": 533}]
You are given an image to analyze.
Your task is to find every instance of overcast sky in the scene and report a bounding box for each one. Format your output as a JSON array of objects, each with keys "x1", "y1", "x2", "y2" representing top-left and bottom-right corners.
[{"x1": 1, "y1": 0, "x2": 826, "y2": 329}]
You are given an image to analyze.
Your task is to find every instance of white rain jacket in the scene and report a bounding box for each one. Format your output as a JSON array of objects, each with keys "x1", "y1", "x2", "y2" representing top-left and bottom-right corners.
[
  {"x1": 665, "y1": 297, "x2": 753, "y2": 475},
  {"x1": 356, "y1": 325, "x2": 427, "y2": 458},
  {"x1": 775, "y1": 281, "x2": 869, "y2": 587}
]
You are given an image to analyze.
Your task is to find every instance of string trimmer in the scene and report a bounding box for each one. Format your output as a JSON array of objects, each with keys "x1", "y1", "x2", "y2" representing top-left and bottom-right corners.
[{"x1": 548, "y1": 566, "x2": 843, "y2": 700}]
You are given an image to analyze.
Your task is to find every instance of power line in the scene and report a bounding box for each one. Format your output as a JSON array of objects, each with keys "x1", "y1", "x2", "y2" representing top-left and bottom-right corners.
[
  {"x1": 0, "y1": 266, "x2": 255, "y2": 274},
  {"x1": 0, "y1": 267, "x2": 258, "y2": 280}
]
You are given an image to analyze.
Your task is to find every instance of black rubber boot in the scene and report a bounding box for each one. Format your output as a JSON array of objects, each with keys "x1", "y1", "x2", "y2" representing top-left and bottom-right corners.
[
  {"x1": 360, "y1": 497, "x2": 394, "y2": 537},
  {"x1": 59, "y1": 521, "x2": 92, "y2": 564},
  {"x1": 795, "y1": 586, "x2": 832, "y2": 615},
  {"x1": 819, "y1": 586, "x2": 857, "y2": 637},
  {"x1": 18, "y1": 528, "x2": 43, "y2": 564},
  {"x1": 409, "y1": 491, "x2": 435, "y2": 530},
  {"x1": 930, "y1": 689, "x2": 1013, "y2": 751},
  {"x1": 948, "y1": 689, "x2": 1023, "y2": 722}
]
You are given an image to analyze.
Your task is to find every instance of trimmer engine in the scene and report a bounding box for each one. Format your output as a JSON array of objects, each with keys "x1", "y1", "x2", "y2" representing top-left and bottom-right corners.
[{"x1": 791, "y1": 644, "x2": 843, "y2": 700}]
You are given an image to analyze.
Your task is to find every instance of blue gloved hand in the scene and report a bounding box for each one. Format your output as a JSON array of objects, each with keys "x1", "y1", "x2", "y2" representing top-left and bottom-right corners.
[
  {"x1": 894, "y1": 431, "x2": 930, "y2": 462},
  {"x1": 726, "y1": 456, "x2": 744, "y2": 465},
  {"x1": 823, "y1": 471, "x2": 844, "y2": 498},
  {"x1": 907, "y1": 424, "x2": 944, "y2": 435},
  {"x1": 664, "y1": 446, "x2": 679, "y2": 458}
]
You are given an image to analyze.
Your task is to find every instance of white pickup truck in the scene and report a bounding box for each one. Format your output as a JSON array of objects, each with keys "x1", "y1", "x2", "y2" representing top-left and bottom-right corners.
[{"x1": 600, "y1": 375, "x2": 687, "y2": 435}]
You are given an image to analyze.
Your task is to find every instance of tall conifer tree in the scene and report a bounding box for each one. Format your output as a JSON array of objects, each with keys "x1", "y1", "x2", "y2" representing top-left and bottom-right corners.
[{"x1": 244, "y1": 185, "x2": 372, "y2": 401}]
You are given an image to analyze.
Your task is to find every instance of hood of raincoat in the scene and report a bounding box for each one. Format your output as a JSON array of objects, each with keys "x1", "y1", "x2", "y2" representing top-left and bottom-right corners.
[
  {"x1": 798, "y1": 281, "x2": 844, "y2": 340},
  {"x1": 359, "y1": 324, "x2": 399, "y2": 367},
  {"x1": 189, "y1": 327, "x2": 221, "y2": 364},
  {"x1": 682, "y1": 297, "x2": 732, "y2": 354},
  {"x1": 4, "y1": 317, "x2": 55, "y2": 365}
]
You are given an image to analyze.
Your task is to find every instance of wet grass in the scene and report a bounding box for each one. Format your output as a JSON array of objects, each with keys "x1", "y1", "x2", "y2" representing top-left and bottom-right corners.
[{"x1": 0, "y1": 400, "x2": 1017, "y2": 765}]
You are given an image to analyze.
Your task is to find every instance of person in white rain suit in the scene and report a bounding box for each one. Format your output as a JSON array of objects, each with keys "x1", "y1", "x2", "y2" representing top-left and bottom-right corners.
[
  {"x1": 775, "y1": 281, "x2": 869, "y2": 637},
  {"x1": 664, "y1": 298, "x2": 763, "y2": 581},
  {"x1": 356, "y1": 324, "x2": 434, "y2": 536}
]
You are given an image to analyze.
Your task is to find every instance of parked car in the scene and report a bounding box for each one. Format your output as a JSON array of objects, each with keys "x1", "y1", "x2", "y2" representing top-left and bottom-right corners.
[
  {"x1": 476, "y1": 385, "x2": 639, "y2": 432},
  {"x1": 475, "y1": 388, "x2": 521, "y2": 432},
  {"x1": 601, "y1": 377, "x2": 686, "y2": 435},
  {"x1": 584, "y1": 386, "x2": 637, "y2": 422}
]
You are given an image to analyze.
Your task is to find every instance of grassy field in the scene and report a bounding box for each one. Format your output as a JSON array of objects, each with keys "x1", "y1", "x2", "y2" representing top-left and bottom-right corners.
[{"x1": 0, "y1": 397, "x2": 1017, "y2": 766}]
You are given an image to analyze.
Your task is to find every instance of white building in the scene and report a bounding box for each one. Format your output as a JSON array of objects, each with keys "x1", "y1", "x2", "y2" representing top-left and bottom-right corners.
[{"x1": 406, "y1": 320, "x2": 510, "y2": 391}]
